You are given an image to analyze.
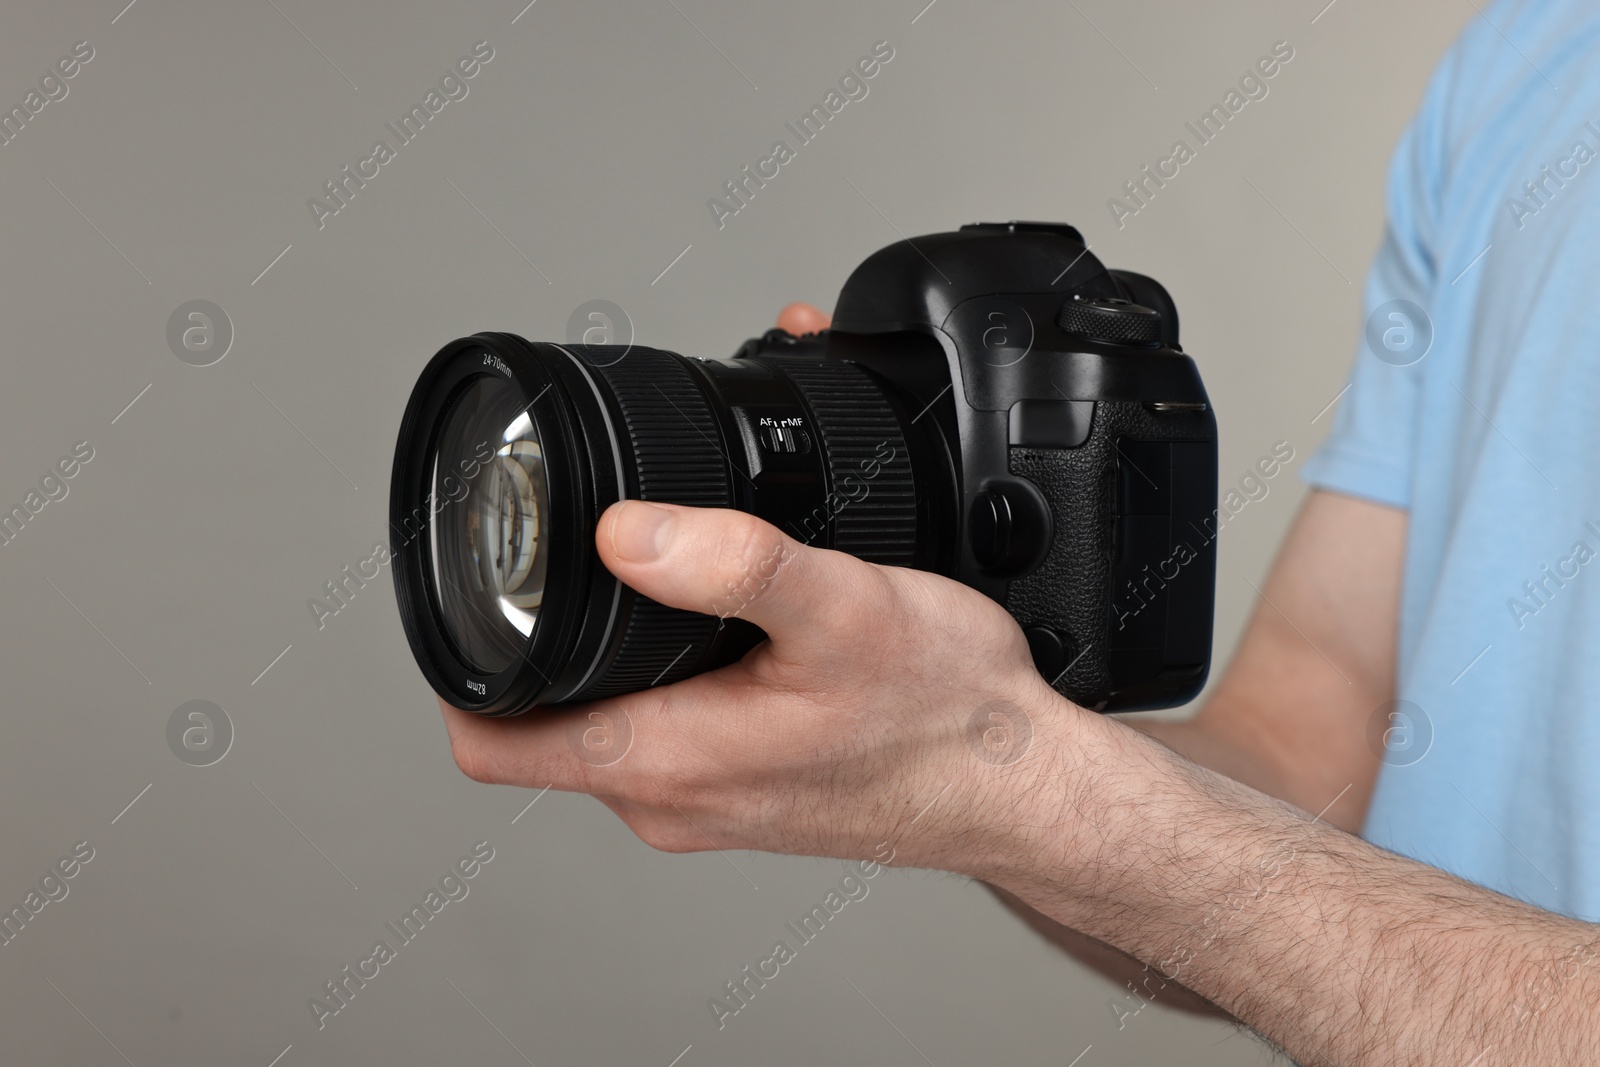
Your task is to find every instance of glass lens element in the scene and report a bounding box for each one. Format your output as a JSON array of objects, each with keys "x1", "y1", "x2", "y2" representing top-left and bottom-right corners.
[{"x1": 429, "y1": 374, "x2": 550, "y2": 674}]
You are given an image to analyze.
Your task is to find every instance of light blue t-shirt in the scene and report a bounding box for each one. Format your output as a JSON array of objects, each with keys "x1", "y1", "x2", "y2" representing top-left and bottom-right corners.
[{"x1": 1302, "y1": 0, "x2": 1600, "y2": 918}]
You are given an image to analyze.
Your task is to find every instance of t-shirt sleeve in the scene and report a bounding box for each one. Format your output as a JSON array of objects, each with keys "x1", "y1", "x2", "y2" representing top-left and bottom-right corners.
[{"x1": 1299, "y1": 43, "x2": 1459, "y2": 510}]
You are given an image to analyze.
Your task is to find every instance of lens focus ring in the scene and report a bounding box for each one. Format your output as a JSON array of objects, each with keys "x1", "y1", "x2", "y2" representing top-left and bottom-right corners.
[{"x1": 579, "y1": 347, "x2": 732, "y2": 698}]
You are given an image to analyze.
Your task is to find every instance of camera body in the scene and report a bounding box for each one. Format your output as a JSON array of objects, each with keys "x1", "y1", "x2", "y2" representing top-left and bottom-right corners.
[
  {"x1": 740, "y1": 221, "x2": 1218, "y2": 710},
  {"x1": 390, "y1": 221, "x2": 1217, "y2": 715}
]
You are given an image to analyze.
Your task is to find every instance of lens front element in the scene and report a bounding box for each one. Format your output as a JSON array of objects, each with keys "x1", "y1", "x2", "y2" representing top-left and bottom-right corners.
[{"x1": 430, "y1": 375, "x2": 550, "y2": 674}]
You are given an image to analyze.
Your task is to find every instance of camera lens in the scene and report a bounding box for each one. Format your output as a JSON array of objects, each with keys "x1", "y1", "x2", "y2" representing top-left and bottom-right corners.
[
  {"x1": 429, "y1": 376, "x2": 549, "y2": 675},
  {"x1": 391, "y1": 333, "x2": 931, "y2": 716}
]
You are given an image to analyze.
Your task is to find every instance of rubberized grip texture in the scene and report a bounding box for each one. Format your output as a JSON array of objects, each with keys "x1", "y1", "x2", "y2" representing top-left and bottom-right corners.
[
  {"x1": 580, "y1": 348, "x2": 731, "y2": 698},
  {"x1": 1006, "y1": 399, "x2": 1212, "y2": 709}
]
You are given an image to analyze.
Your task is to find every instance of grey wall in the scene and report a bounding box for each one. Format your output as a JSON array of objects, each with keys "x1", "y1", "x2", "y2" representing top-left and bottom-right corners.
[{"x1": 0, "y1": 1, "x2": 1468, "y2": 1064}]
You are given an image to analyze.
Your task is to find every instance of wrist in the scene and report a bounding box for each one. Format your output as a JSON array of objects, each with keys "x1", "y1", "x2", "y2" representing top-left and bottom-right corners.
[
  {"x1": 980, "y1": 710, "x2": 1352, "y2": 991},
  {"x1": 957, "y1": 692, "x2": 1151, "y2": 901},
  {"x1": 977, "y1": 705, "x2": 1261, "y2": 937}
]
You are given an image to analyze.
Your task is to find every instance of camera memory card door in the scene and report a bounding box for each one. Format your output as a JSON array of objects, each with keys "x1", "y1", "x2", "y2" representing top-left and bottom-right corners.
[{"x1": 1108, "y1": 439, "x2": 1215, "y2": 699}]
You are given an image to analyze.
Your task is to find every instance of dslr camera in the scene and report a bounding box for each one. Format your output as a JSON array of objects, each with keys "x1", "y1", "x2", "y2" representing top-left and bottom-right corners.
[{"x1": 391, "y1": 222, "x2": 1217, "y2": 715}]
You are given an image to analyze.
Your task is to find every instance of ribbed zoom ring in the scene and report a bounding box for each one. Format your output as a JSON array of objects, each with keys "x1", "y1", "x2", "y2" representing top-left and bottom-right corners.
[
  {"x1": 578, "y1": 347, "x2": 732, "y2": 698},
  {"x1": 779, "y1": 360, "x2": 918, "y2": 565}
]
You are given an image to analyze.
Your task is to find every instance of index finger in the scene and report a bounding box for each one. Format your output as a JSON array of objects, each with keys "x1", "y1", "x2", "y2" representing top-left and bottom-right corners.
[{"x1": 776, "y1": 302, "x2": 831, "y2": 335}]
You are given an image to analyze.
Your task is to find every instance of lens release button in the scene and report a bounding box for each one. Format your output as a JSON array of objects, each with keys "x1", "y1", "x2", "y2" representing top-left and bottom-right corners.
[
  {"x1": 970, "y1": 490, "x2": 1014, "y2": 568},
  {"x1": 969, "y1": 479, "x2": 1053, "y2": 576}
]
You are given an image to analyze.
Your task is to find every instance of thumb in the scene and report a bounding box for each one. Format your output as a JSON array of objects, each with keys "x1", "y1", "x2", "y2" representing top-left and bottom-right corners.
[
  {"x1": 776, "y1": 302, "x2": 831, "y2": 335},
  {"x1": 596, "y1": 501, "x2": 888, "y2": 647}
]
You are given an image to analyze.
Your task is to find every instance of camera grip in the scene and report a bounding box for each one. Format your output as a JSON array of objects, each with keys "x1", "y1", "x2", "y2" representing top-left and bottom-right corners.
[{"x1": 1006, "y1": 400, "x2": 1216, "y2": 712}]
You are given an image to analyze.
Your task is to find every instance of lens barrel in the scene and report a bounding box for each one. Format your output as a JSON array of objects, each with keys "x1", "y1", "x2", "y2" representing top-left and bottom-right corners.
[{"x1": 390, "y1": 332, "x2": 934, "y2": 715}]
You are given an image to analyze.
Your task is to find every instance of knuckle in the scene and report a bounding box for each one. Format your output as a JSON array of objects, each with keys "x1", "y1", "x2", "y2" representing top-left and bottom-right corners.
[
  {"x1": 654, "y1": 834, "x2": 702, "y2": 855},
  {"x1": 634, "y1": 820, "x2": 699, "y2": 854},
  {"x1": 450, "y1": 730, "x2": 526, "y2": 787},
  {"x1": 640, "y1": 771, "x2": 697, "y2": 815},
  {"x1": 711, "y1": 515, "x2": 792, "y2": 613},
  {"x1": 450, "y1": 735, "x2": 500, "y2": 784},
  {"x1": 831, "y1": 561, "x2": 898, "y2": 628}
]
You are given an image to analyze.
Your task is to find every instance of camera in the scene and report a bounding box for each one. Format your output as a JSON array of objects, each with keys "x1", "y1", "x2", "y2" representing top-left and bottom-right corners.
[{"x1": 390, "y1": 222, "x2": 1217, "y2": 715}]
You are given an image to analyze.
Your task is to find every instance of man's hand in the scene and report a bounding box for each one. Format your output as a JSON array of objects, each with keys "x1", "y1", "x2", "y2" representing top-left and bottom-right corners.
[
  {"x1": 440, "y1": 498, "x2": 1081, "y2": 875},
  {"x1": 442, "y1": 296, "x2": 1089, "y2": 875}
]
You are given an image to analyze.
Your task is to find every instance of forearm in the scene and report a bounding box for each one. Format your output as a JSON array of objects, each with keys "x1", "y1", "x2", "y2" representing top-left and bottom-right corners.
[
  {"x1": 993, "y1": 711, "x2": 1600, "y2": 1065},
  {"x1": 1130, "y1": 715, "x2": 1297, "y2": 806},
  {"x1": 984, "y1": 704, "x2": 1297, "y2": 1013},
  {"x1": 983, "y1": 882, "x2": 1227, "y2": 1015},
  {"x1": 1131, "y1": 697, "x2": 1376, "y2": 835},
  {"x1": 982, "y1": 703, "x2": 1326, "y2": 998}
]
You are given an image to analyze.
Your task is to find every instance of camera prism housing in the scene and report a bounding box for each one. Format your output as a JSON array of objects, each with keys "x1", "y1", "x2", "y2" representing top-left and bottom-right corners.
[{"x1": 390, "y1": 222, "x2": 1218, "y2": 715}]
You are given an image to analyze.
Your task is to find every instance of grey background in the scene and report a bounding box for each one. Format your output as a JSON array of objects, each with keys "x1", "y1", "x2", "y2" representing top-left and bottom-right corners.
[{"x1": 0, "y1": 0, "x2": 1469, "y2": 1064}]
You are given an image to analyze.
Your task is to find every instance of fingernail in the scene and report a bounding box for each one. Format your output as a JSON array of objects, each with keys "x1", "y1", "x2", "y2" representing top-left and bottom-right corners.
[{"x1": 611, "y1": 501, "x2": 674, "y2": 562}]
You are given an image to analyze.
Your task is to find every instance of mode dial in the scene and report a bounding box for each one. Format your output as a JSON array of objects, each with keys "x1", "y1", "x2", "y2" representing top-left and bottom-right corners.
[{"x1": 1058, "y1": 295, "x2": 1163, "y2": 347}]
